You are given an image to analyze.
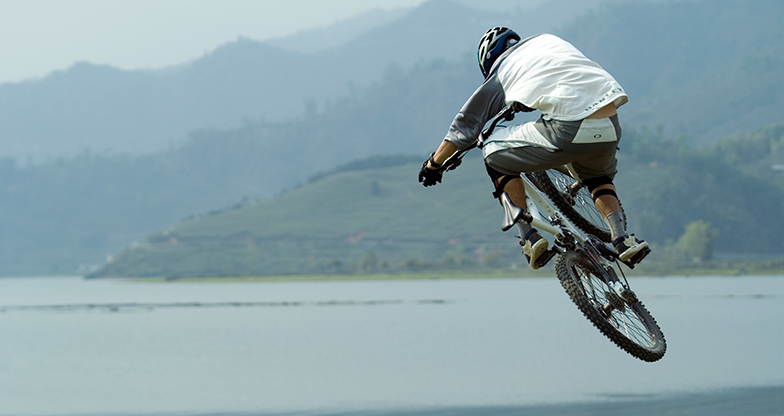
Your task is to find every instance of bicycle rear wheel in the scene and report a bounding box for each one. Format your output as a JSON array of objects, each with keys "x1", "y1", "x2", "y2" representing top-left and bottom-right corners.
[
  {"x1": 529, "y1": 170, "x2": 624, "y2": 242},
  {"x1": 555, "y1": 250, "x2": 666, "y2": 362}
]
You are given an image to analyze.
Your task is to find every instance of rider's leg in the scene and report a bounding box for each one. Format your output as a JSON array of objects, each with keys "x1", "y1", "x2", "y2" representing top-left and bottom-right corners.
[
  {"x1": 485, "y1": 167, "x2": 531, "y2": 229},
  {"x1": 491, "y1": 173, "x2": 530, "y2": 235},
  {"x1": 488, "y1": 168, "x2": 549, "y2": 269},
  {"x1": 584, "y1": 177, "x2": 649, "y2": 263},
  {"x1": 590, "y1": 183, "x2": 626, "y2": 242},
  {"x1": 496, "y1": 176, "x2": 527, "y2": 208},
  {"x1": 591, "y1": 183, "x2": 621, "y2": 217},
  {"x1": 497, "y1": 176, "x2": 534, "y2": 236},
  {"x1": 482, "y1": 137, "x2": 564, "y2": 269}
]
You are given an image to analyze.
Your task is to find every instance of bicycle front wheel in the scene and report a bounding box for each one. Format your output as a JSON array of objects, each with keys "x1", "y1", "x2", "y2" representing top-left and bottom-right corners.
[
  {"x1": 555, "y1": 250, "x2": 666, "y2": 362},
  {"x1": 530, "y1": 170, "x2": 624, "y2": 242}
]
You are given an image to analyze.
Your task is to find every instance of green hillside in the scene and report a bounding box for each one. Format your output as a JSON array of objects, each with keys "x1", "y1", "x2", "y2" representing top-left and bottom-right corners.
[
  {"x1": 3, "y1": 0, "x2": 784, "y2": 276},
  {"x1": 89, "y1": 155, "x2": 525, "y2": 278},
  {"x1": 615, "y1": 124, "x2": 784, "y2": 254},
  {"x1": 89, "y1": 128, "x2": 784, "y2": 278}
]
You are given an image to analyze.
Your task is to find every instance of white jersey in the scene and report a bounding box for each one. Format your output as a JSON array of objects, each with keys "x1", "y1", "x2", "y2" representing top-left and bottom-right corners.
[
  {"x1": 444, "y1": 34, "x2": 628, "y2": 150},
  {"x1": 496, "y1": 34, "x2": 627, "y2": 121}
]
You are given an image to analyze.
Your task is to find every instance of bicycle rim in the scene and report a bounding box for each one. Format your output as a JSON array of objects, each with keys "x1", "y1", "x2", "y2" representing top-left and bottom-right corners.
[
  {"x1": 530, "y1": 170, "x2": 624, "y2": 243},
  {"x1": 555, "y1": 250, "x2": 666, "y2": 362}
]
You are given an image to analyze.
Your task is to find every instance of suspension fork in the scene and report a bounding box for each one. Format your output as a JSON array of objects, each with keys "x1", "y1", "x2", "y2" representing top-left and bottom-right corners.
[{"x1": 580, "y1": 239, "x2": 640, "y2": 305}]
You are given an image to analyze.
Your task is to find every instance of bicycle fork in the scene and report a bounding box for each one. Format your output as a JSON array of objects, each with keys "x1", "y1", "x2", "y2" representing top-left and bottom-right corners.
[{"x1": 578, "y1": 243, "x2": 643, "y2": 322}]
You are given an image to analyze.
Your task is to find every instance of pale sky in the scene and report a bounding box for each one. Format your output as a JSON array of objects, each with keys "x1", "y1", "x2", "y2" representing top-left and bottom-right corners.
[{"x1": 0, "y1": 0, "x2": 434, "y2": 85}]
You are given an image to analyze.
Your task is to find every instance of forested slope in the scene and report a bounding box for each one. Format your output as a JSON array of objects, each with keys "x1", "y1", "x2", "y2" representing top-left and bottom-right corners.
[
  {"x1": 89, "y1": 127, "x2": 784, "y2": 278},
  {"x1": 2, "y1": 0, "x2": 784, "y2": 275}
]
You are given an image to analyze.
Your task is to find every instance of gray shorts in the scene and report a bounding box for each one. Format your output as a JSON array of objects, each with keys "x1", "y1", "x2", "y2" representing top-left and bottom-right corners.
[{"x1": 483, "y1": 115, "x2": 621, "y2": 181}]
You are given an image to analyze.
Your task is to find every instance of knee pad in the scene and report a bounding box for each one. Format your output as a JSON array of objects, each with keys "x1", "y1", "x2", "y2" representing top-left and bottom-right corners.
[
  {"x1": 583, "y1": 176, "x2": 614, "y2": 193},
  {"x1": 583, "y1": 176, "x2": 617, "y2": 202},
  {"x1": 485, "y1": 164, "x2": 520, "y2": 199}
]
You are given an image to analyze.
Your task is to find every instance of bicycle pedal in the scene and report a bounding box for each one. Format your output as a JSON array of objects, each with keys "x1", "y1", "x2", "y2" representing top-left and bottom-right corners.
[
  {"x1": 630, "y1": 247, "x2": 651, "y2": 264},
  {"x1": 534, "y1": 248, "x2": 557, "y2": 268},
  {"x1": 622, "y1": 246, "x2": 651, "y2": 269}
]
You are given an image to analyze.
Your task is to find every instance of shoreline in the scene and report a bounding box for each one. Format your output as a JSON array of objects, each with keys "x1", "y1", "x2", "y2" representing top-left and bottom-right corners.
[
  {"x1": 131, "y1": 261, "x2": 784, "y2": 283},
  {"x1": 6, "y1": 259, "x2": 783, "y2": 282}
]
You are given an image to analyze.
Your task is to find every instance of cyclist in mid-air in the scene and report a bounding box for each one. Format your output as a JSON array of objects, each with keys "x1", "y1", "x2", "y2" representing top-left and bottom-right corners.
[{"x1": 418, "y1": 28, "x2": 649, "y2": 269}]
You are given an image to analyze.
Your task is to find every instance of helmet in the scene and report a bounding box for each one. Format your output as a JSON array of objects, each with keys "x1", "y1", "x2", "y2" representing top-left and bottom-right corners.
[{"x1": 477, "y1": 27, "x2": 521, "y2": 78}]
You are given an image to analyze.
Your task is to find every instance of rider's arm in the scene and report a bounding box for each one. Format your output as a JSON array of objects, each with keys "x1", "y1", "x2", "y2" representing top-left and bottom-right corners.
[
  {"x1": 443, "y1": 74, "x2": 507, "y2": 151},
  {"x1": 427, "y1": 140, "x2": 458, "y2": 168}
]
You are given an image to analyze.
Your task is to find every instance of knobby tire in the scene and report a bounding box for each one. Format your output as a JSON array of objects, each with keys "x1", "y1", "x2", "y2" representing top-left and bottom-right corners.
[{"x1": 555, "y1": 250, "x2": 666, "y2": 362}]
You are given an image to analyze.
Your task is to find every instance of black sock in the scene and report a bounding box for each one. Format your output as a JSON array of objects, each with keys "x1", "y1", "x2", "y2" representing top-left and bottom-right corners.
[{"x1": 516, "y1": 213, "x2": 533, "y2": 239}]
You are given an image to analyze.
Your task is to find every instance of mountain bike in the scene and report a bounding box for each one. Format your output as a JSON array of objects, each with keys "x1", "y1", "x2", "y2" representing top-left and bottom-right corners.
[{"x1": 440, "y1": 107, "x2": 666, "y2": 362}]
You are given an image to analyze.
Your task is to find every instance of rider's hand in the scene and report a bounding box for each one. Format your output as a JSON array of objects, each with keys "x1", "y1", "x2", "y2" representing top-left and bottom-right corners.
[{"x1": 418, "y1": 154, "x2": 443, "y2": 187}]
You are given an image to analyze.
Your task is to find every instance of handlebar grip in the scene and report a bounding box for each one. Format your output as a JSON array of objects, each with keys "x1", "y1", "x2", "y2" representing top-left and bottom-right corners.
[{"x1": 444, "y1": 157, "x2": 462, "y2": 171}]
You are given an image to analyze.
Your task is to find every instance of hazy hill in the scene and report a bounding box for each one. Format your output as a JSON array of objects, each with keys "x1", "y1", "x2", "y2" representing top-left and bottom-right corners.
[
  {"x1": 87, "y1": 130, "x2": 784, "y2": 278},
  {"x1": 0, "y1": 0, "x2": 517, "y2": 160},
  {"x1": 88, "y1": 155, "x2": 514, "y2": 278},
  {"x1": 265, "y1": 8, "x2": 409, "y2": 54},
  {"x1": 4, "y1": 0, "x2": 775, "y2": 161},
  {"x1": 2, "y1": 0, "x2": 784, "y2": 276},
  {"x1": 0, "y1": 54, "x2": 480, "y2": 276},
  {"x1": 562, "y1": 0, "x2": 784, "y2": 145}
]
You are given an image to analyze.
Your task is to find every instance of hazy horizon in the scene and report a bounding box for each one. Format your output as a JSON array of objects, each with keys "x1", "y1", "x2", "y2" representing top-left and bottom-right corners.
[{"x1": 0, "y1": 0, "x2": 557, "y2": 85}]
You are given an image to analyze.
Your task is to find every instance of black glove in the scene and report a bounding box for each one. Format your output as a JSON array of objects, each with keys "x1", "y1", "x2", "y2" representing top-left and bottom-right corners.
[{"x1": 418, "y1": 154, "x2": 443, "y2": 187}]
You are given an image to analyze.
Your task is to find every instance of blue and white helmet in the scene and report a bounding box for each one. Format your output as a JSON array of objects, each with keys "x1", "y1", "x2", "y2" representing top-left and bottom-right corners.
[{"x1": 478, "y1": 27, "x2": 521, "y2": 78}]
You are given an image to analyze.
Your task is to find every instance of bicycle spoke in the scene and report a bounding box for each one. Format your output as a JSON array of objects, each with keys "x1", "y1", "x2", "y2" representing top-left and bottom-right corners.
[
  {"x1": 570, "y1": 262, "x2": 658, "y2": 348},
  {"x1": 609, "y1": 309, "x2": 658, "y2": 346},
  {"x1": 533, "y1": 170, "x2": 626, "y2": 243},
  {"x1": 550, "y1": 172, "x2": 608, "y2": 232}
]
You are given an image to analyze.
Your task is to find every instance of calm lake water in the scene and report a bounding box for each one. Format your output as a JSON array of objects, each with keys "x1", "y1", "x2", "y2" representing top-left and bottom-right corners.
[{"x1": 1, "y1": 275, "x2": 782, "y2": 415}]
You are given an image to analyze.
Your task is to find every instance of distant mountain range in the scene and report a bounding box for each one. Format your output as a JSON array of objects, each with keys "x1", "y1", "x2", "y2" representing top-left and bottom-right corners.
[
  {"x1": 0, "y1": 0, "x2": 520, "y2": 160},
  {"x1": 0, "y1": 0, "x2": 749, "y2": 162},
  {"x1": 1, "y1": 0, "x2": 783, "y2": 276}
]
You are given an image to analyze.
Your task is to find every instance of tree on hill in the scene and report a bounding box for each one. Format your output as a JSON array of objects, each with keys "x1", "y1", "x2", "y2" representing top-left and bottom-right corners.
[{"x1": 665, "y1": 221, "x2": 719, "y2": 262}]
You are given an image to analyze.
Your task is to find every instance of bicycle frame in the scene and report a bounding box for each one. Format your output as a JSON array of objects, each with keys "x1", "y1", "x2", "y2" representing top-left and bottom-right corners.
[
  {"x1": 520, "y1": 174, "x2": 633, "y2": 296},
  {"x1": 440, "y1": 106, "x2": 633, "y2": 293},
  {"x1": 520, "y1": 177, "x2": 564, "y2": 238}
]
